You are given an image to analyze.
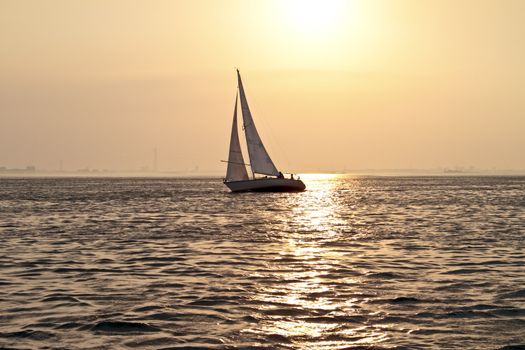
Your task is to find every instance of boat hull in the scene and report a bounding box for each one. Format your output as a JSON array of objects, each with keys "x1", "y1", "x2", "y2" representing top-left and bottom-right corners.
[{"x1": 224, "y1": 178, "x2": 306, "y2": 192}]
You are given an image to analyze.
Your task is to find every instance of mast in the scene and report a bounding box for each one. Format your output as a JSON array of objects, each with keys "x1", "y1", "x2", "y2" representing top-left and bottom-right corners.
[
  {"x1": 236, "y1": 69, "x2": 279, "y2": 177},
  {"x1": 225, "y1": 92, "x2": 249, "y2": 181}
]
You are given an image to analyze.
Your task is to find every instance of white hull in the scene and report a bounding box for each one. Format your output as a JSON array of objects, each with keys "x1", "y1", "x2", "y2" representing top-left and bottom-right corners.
[{"x1": 224, "y1": 178, "x2": 306, "y2": 192}]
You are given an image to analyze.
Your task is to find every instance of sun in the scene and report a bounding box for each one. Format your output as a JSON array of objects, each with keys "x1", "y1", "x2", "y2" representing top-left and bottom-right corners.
[
  {"x1": 282, "y1": 0, "x2": 346, "y2": 36},
  {"x1": 272, "y1": 0, "x2": 367, "y2": 69}
]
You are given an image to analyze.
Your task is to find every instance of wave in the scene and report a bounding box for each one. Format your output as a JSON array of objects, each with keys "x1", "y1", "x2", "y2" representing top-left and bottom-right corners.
[{"x1": 90, "y1": 321, "x2": 161, "y2": 334}]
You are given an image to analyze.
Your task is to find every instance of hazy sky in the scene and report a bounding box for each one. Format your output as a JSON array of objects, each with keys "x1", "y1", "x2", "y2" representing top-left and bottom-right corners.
[{"x1": 1, "y1": 0, "x2": 524, "y2": 173}]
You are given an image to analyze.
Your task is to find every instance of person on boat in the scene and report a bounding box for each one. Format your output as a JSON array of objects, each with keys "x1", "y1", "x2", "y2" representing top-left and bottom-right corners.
[
  {"x1": 290, "y1": 174, "x2": 294, "y2": 180},
  {"x1": 277, "y1": 171, "x2": 284, "y2": 179}
]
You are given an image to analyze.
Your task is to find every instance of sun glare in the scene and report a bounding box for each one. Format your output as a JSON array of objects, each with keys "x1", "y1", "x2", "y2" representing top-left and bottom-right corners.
[
  {"x1": 272, "y1": 0, "x2": 370, "y2": 68},
  {"x1": 283, "y1": 0, "x2": 345, "y2": 36}
]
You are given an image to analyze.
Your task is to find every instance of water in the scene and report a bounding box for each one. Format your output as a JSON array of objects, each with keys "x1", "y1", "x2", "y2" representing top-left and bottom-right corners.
[{"x1": 0, "y1": 175, "x2": 524, "y2": 349}]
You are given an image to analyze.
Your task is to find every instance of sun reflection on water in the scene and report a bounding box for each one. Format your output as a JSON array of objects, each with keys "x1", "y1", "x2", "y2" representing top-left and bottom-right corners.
[
  {"x1": 243, "y1": 174, "x2": 391, "y2": 348},
  {"x1": 291, "y1": 174, "x2": 346, "y2": 234}
]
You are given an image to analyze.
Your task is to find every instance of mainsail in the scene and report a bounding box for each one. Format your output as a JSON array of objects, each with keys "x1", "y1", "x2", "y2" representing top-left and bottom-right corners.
[
  {"x1": 226, "y1": 93, "x2": 250, "y2": 181},
  {"x1": 237, "y1": 70, "x2": 279, "y2": 177}
]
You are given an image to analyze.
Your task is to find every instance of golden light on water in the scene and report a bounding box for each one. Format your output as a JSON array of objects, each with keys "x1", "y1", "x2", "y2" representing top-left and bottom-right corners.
[
  {"x1": 243, "y1": 174, "x2": 392, "y2": 348},
  {"x1": 298, "y1": 174, "x2": 342, "y2": 180},
  {"x1": 292, "y1": 174, "x2": 345, "y2": 234}
]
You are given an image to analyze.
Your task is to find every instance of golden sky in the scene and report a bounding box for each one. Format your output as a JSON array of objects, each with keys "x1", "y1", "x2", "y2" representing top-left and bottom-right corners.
[{"x1": 1, "y1": 0, "x2": 524, "y2": 172}]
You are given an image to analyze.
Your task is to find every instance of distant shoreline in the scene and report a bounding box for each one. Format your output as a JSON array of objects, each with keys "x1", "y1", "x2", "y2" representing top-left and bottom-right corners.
[{"x1": 1, "y1": 171, "x2": 525, "y2": 178}]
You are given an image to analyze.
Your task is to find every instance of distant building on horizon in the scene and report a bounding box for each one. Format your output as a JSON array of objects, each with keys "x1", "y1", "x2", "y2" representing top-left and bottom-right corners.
[{"x1": 0, "y1": 165, "x2": 36, "y2": 174}]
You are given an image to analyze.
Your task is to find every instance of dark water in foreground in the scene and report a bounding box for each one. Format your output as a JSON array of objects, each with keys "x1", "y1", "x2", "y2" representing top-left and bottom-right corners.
[{"x1": 0, "y1": 175, "x2": 524, "y2": 350}]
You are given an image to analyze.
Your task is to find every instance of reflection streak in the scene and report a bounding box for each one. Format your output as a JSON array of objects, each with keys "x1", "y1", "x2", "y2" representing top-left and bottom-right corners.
[{"x1": 244, "y1": 174, "x2": 391, "y2": 349}]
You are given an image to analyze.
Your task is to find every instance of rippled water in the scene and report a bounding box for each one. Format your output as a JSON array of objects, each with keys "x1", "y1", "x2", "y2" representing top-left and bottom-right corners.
[{"x1": 0, "y1": 175, "x2": 524, "y2": 349}]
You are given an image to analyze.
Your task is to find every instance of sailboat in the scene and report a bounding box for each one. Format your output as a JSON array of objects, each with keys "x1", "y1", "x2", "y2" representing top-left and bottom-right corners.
[{"x1": 223, "y1": 70, "x2": 306, "y2": 192}]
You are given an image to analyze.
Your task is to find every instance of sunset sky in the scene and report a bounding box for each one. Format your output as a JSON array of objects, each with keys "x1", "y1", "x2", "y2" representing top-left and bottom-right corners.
[{"x1": 1, "y1": 0, "x2": 524, "y2": 173}]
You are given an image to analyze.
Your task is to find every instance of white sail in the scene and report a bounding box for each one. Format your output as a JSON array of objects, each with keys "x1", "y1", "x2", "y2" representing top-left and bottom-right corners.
[
  {"x1": 226, "y1": 93, "x2": 250, "y2": 181},
  {"x1": 237, "y1": 70, "x2": 279, "y2": 177}
]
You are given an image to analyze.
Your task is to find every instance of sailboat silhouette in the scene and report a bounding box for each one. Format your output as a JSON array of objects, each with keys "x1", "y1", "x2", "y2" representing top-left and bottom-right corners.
[{"x1": 223, "y1": 70, "x2": 306, "y2": 192}]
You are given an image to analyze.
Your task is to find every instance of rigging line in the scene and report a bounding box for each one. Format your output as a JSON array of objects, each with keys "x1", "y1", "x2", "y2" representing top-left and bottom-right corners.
[{"x1": 221, "y1": 160, "x2": 250, "y2": 166}]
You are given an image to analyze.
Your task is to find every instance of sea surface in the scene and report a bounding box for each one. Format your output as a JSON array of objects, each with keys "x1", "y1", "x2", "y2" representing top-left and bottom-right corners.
[{"x1": 0, "y1": 175, "x2": 524, "y2": 350}]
